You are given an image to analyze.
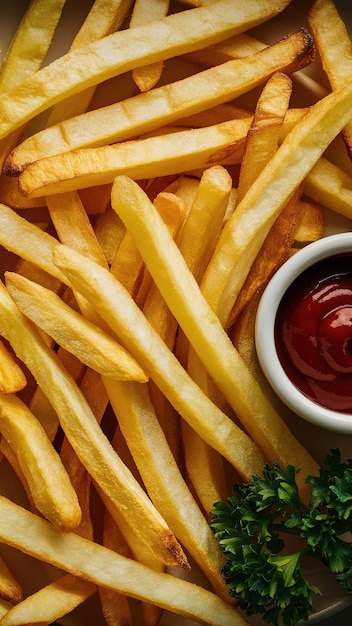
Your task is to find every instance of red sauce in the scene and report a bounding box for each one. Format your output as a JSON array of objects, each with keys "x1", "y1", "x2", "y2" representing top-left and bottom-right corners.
[{"x1": 275, "y1": 253, "x2": 352, "y2": 413}]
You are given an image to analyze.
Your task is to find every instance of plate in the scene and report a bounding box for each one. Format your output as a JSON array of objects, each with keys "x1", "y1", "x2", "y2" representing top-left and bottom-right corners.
[{"x1": 0, "y1": 1, "x2": 352, "y2": 625}]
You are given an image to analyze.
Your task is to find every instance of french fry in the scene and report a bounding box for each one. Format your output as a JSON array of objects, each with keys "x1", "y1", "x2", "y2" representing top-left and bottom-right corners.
[
  {"x1": 0, "y1": 280, "x2": 187, "y2": 569},
  {"x1": 235, "y1": 72, "x2": 293, "y2": 205},
  {"x1": 175, "y1": 165, "x2": 233, "y2": 512},
  {"x1": 0, "y1": 340, "x2": 26, "y2": 395},
  {"x1": 0, "y1": 204, "x2": 70, "y2": 286},
  {"x1": 99, "y1": 510, "x2": 133, "y2": 626},
  {"x1": 93, "y1": 204, "x2": 126, "y2": 265},
  {"x1": 105, "y1": 176, "x2": 318, "y2": 497},
  {"x1": 5, "y1": 272, "x2": 148, "y2": 382},
  {"x1": 0, "y1": 497, "x2": 248, "y2": 626},
  {"x1": 6, "y1": 28, "x2": 314, "y2": 173},
  {"x1": 0, "y1": 557, "x2": 22, "y2": 605},
  {"x1": 0, "y1": 0, "x2": 291, "y2": 142},
  {"x1": 0, "y1": 575, "x2": 96, "y2": 626},
  {"x1": 17, "y1": 119, "x2": 252, "y2": 197},
  {"x1": 103, "y1": 377, "x2": 229, "y2": 601},
  {"x1": 130, "y1": 0, "x2": 170, "y2": 92},
  {"x1": 0, "y1": 391, "x2": 81, "y2": 531},
  {"x1": 227, "y1": 186, "x2": 302, "y2": 327},
  {"x1": 308, "y1": 0, "x2": 352, "y2": 159},
  {"x1": 304, "y1": 156, "x2": 352, "y2": 219},
  {"x1": 293, "y1": 200, "x2": 324, "y2": 247},
  {"x1": 0, "y1": 0, "x2": 67, "y2": 170},
  {"x1": 199, "y1": 79, "x2": 352, "y2": 329},
  {"x1": 52, "y1": 242, "x2": 267, "y2": 482}
]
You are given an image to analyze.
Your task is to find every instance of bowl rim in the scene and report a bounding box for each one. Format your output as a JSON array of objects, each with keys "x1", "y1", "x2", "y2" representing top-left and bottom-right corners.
[{"x1": 255, "y1": 232, "x2": 352, "y2": 433}]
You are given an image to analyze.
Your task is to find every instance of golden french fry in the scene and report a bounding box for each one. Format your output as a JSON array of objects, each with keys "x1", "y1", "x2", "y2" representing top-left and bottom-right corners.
[
  {"x1": 304, "y1": 156, "x2": 352, "y2": 219},
  {"x1": 0, "y1": 340, "x2": 26, "y2": 394},
  {"x1": 52, "y1": 242, "x2": 267, "y2": 482},
  {"x1": 236, "y1": 72, "x2": 292, "y2": 204},
  {"x1": 106, "y1": 176, "x2": 318, "y2": 498},
  {"x1": 0, "y1": 575, "x2": 96, "y2": 626},
  {"x1": 0, "y1": 556, "x2": 22, "y2": 605},
  {"x1": 0, "y1": 0, "x2": 67, "y2": 170},
  {"x1": 293, "y1": 200, "x2": 324, "y2": 246},
  {"x1": 5, "y1": 271, "x2": 148, "y2": 382},
  {"x1": 0, "y1": 391, "x2": 81, "y2": 531},
  {"x1": 46, "y1": 192, "x2": 107, "y2": 266},
  {"x1": 175, "y1": 165, "x2": 233, "y2": 512},
  {"x1": 0, "y1": 497, "x2": 249, "y2": 626},
  {"x1": 0, "y1": 280, "x2": 187, "y2": 569},
  {"x1": 0, "y1": 0, "x2": 290, "y2": 142},
  {"x1": 17, "y1": 118, "x2": 252, "y2": 197},
  {"x1": 103, "y1": 377, "x2": 229, "y2": 601},
  {"x1": 199, "y1": 79, "x2": 352, "y2": 328},
  {"x1": 6, "y1": 28, "x2": 314, "y2": 173},
  {"x1": 0, "y1": 204, "x2": 70, "y2": 286},
  {"x1": 130, "y1": 0, "x2": 170, "y2": 92},
  {"x1": 227, "y1": 186, "x2": 301, "y2": 327},
  {"x1": 308, "y1": 0, "x2": 352, "y2": 159},
  {"x1": 93, "y1": 204, "x2": 126, "y2": 265}
]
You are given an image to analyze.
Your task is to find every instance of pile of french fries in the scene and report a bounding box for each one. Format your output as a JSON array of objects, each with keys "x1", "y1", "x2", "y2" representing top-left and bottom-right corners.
[{"x1": 0, "y1": 0, "x2": 352, "y2": 624}]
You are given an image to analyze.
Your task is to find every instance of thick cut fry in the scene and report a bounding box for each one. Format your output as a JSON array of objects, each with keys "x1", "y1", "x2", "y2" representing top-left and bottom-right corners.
[
  {"x1": 0, "y1": 557, "x2": 22, "y2": 605},
  {"x1": 199, "y1": 79, "x2": 352, "y2": 328},
  {"x1": 0, "y1": 392, "x2": 81, "y2": 531},
  {"x1": 17, "y1": 119, "x2": 251, "y2": 197},
  {"x1": 6, "y1": 28, "x2": 314, "y2": 173},
  {"x1": 103, "y1": 377, "x2": 229, "y2": 601},
  {"x1": 130, "y1": 0, "x2": 170, "y2": 92},
  {"x1": 0, "y1": 497, "x2": 249, "y2": 626},
  {"x1": 0, "y1": 0, "x2": 290, "y2": 142},
  {"x1": 0, "y1": 281, "x2": 187, "y2": 569},
  {"x1": 236, "y1": 72, "x2": 292, "y2": 205},
  {"x1": 53, "y1": 243, "x2": 266, "y2": 482},
  {"x1": 0, "y1": 575, "x2": 96, "y2": 626},
  {"x1": 308, "y1": 0, "x2": 352, "y2": 159},
  {"x1": 16, "y1": 111, "x2": 307, "y2": 198},
  {"x1": 304, "y1": 156, "x2": 352, "y2": 219},
  {"x1": 5, "y1": 272, "x2": 148, "y2": 382}
]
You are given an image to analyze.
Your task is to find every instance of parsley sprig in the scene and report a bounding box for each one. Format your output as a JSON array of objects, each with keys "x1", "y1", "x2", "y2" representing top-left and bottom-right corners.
[{"x1": 210, "y1": 449, "x2": 352, "y2": 626}]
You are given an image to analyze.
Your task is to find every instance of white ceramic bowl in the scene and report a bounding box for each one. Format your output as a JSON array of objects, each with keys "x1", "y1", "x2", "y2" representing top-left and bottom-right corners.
[{"x1": 255, "y1": 232, "x2": 352, "y2": 434}]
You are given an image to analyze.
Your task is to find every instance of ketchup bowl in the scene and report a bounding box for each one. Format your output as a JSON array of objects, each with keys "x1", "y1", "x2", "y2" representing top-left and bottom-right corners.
[{"x1": 255, "y1": 232, "x2": 352, "y2": 433}]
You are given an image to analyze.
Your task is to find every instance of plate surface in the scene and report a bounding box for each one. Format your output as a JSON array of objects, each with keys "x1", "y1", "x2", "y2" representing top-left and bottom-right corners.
[{"x1": 1, "y1": 1, "x2": 352, "y2": 625}]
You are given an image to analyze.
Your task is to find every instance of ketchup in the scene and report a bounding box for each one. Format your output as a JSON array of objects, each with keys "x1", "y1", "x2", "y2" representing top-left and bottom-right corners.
[{"x1": 275, "y1": 253, "x2": 352, "y2": 413}]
